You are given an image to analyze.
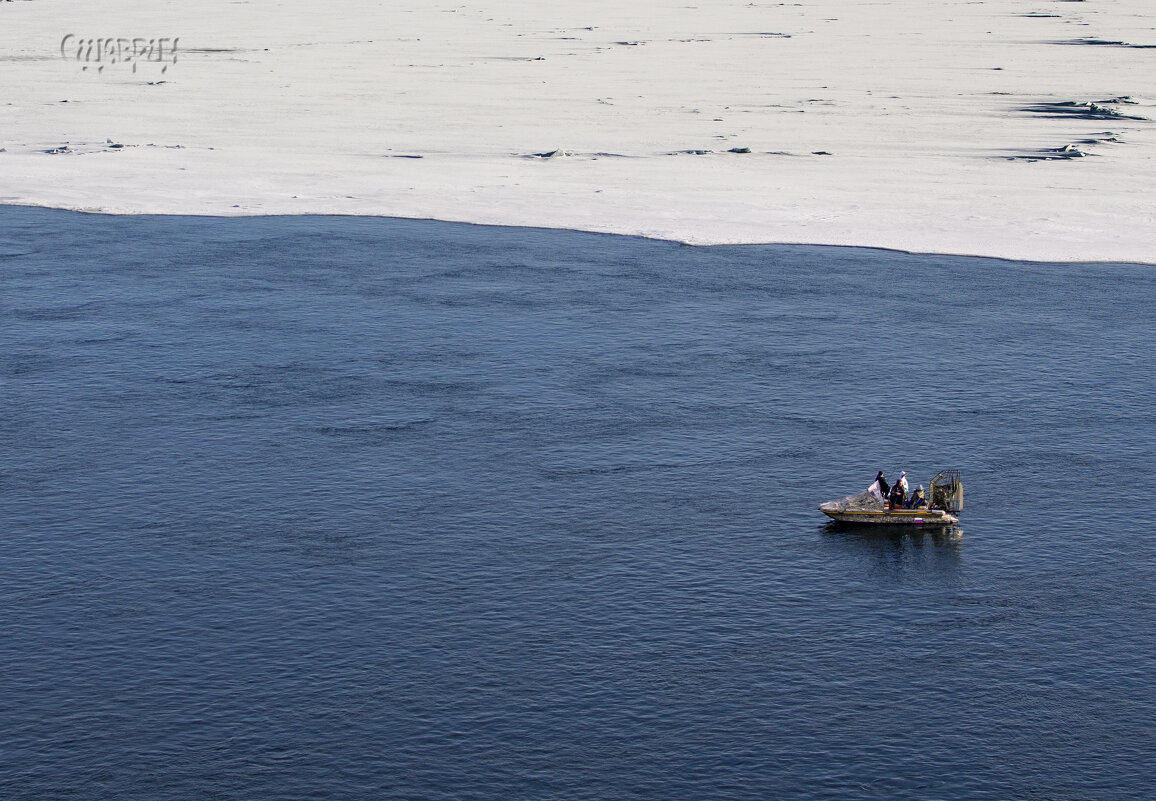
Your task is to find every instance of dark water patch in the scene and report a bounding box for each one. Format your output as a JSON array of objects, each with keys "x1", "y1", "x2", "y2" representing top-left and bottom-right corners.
[
  {"x1": 10, "y1": 300, "x2": 109, "y2": 322},
  {"x1": 313, "y1": 418, "x2": 436, "y2": 439},
  {"x1": 723, "y1": 32, "x2": 793, "y2": 38},
  {"x1": 1053, "y1": 38, "x2": 1156, "y2": 49},
  {"x1": 1020, "y1": 99, "x2": 1148, "y2": 121},
  {"x1": 1, "y1": 206, "x2": 1154, "y2": 801}
]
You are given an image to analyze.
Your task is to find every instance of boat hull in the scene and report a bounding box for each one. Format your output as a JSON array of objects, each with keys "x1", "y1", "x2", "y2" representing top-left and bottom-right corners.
[{"x1": 820, "y1": 508, "x2": 958, "y2": 526}]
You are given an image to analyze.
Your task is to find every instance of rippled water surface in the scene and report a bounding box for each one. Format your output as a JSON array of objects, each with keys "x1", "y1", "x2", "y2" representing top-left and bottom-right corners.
[{"x1": 2, "y1": 206, "x2": 1154, "y2": 800}]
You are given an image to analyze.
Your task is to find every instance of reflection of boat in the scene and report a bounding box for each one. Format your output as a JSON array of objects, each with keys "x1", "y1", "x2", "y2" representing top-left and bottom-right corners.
[{"x1": 819, "y1": 470, "x2": 963, "y2": 526}]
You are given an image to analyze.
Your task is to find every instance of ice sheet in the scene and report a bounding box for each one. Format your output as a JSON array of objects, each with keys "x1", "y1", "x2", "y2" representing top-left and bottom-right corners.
[{"x1": 2, "y1": 0, "x2": 1153, "y2": 262}]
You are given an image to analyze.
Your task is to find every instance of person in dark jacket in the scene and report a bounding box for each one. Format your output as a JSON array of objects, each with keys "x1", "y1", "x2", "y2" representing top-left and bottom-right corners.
[
  {"x1": 874, "y1": 471, "x2": 890, "y2": 497},
  {"x1": 889, "y1": 480, "x2": 906, "y2": 510}
]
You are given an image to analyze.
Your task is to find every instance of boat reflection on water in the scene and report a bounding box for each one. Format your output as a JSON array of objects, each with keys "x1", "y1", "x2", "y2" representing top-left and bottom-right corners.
[
  {"x1": 821, "y1": 521, "x2": 964, "y2": 581},
  {"x1": 824, "y1": 520, "x2": 963, "y2": 544}
]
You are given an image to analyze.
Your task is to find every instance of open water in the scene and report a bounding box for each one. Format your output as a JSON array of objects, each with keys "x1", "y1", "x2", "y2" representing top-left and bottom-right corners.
[{"x1": 2, "y1": 206, "x2": 1154, "y2": 800}]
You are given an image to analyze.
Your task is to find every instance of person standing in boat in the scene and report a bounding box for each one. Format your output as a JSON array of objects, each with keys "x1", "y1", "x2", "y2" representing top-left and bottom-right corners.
[{"x1": 874, "y1": 471, "x2": 890, "y2": 497}]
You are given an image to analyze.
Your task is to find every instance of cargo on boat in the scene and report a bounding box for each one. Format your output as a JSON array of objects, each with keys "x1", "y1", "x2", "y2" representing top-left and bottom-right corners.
[{"x1": 819, "y1": 470, "x2": 963, "y2": 526}]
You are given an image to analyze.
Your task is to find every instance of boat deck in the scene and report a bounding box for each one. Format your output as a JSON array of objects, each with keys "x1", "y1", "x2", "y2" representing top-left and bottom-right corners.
[{"x1": 821, "y1": 508, "x2": 958, "y2": 526}]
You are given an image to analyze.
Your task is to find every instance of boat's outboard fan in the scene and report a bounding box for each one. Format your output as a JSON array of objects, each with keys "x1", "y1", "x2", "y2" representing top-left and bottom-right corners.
[{"x1": 928, "y1": 470, "x2": 963, "y2": 513}]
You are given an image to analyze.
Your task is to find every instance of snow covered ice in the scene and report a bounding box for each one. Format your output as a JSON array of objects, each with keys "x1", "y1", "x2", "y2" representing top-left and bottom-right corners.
[{"x1": 2, "y1": 0, "x2": 1153, "y2": 262}]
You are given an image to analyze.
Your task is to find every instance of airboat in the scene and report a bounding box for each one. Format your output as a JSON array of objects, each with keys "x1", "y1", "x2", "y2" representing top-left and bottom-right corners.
[{"x1": 819, "y1": 470, "x2": 963, "y2": 526}]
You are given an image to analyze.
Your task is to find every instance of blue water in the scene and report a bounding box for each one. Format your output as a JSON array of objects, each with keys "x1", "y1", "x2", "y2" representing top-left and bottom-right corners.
[{"x1": 2, "y1": 206, "x2": 1154, "y2": 800}]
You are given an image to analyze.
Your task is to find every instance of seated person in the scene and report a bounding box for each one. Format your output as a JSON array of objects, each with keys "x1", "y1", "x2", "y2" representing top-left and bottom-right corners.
[
  {"x1": 907, "y1": 486, "x2": 928, "y2": 508},
  {"x1": 889, "y1": 483, "x2": 906, "y2": 509}
]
